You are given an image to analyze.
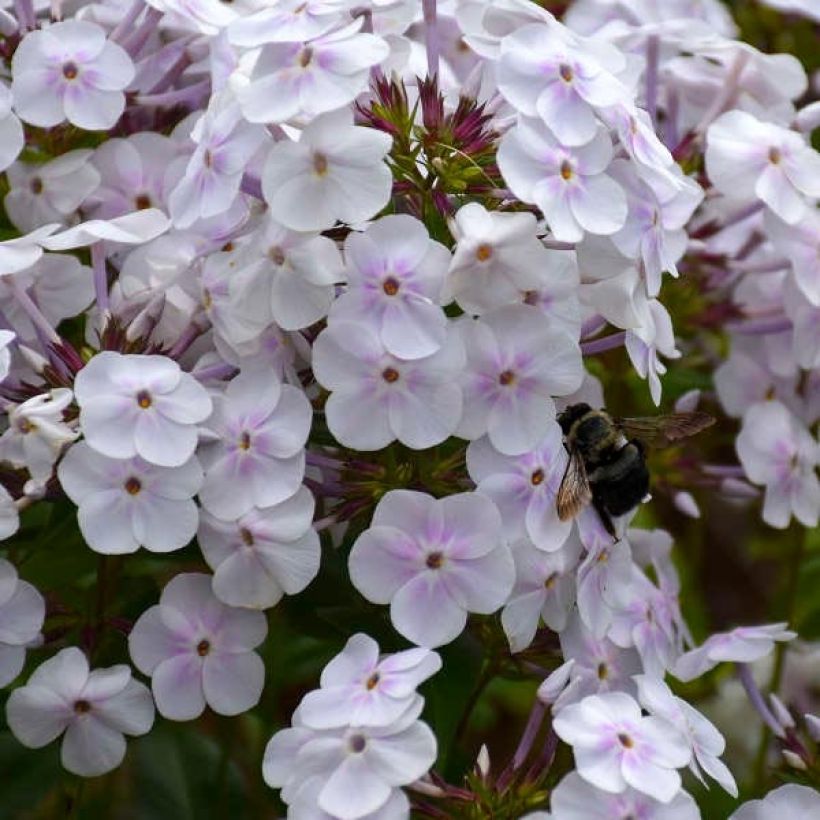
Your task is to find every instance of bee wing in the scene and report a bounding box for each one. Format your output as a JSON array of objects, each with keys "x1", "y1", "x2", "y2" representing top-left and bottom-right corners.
[
  {"x1": 556, "y1": 446, "x2": 593, "y2": 522},
  {"x1": 616, "y1": 412, "x2": 715, "y2": 448}
]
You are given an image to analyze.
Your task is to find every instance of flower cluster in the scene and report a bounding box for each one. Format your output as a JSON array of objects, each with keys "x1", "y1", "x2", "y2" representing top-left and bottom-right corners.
[{"x1": 0, "y1": 0, "x2": 818, "y2": 817}]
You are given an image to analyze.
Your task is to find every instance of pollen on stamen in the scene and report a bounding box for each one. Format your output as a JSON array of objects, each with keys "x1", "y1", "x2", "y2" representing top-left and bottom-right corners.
[
  {"x1": 30, "y1": 177, "x2": 44, "y2": 195},
  {"x1": 349, "y1": 734, "x2": 367, "y2": 753},
  {"x1": 269, "y1": 246, "x2": 286, "y2": 266},
  {"x1": 74, "y1": 699, "x2": 91, "y2": 714},
  {"x1": 240, "y1": 527, "x2": 255, "y2": 546},
  {"x1": 426, "y1": 551, "x2": 444, "y2": 570},
  {"x1": 62, "y1": 61, "x2": 79, "y2": 80},
  {"x1": 559, "y1": 63, "x2": 574, "y2": 83},
  {"x1": 768, "y1": 147, "x2": 782, "y2": 165},
  {"x1": 476, "y1": 243, "x2": 493, "y2": 262},
  {"x1": 136, "y1": 390, "x2": 152, "y2": 409},
  {"x1": 382, "y1": 277, "x2": 400, "y2": 296},
  {"x1": 196, "y1": 639, "x2": 211, "y2": 657},
  {"x1": 382, "y1": 367, "x2": 400, "y2": 383},
  {"x1": 239, "y1": 431, "x2": 252, "y2": 451},
  {"x1": 365, "y1": 672, "x2": 380, "y2": 690},
  {"x1": 560, "y1": 160, "x2": 574, "y2": 181},
  {"x1": 498, "y1": 370, "x2": 516, "y2": 386},
  {"x1": 313, "y1": 153, "x2": 329, "y2": 177},
  {"x1": 531, "y1": 468, "x2": 545, "y2": 486},
  {"x1": 544, "y1": 572, "x2": 558, "y2": 590},
  {"x1": 124, "y1": 477, "x2": 142, "y2": 495},
  {"x1": 298, "y1": 47, "x2": 313, "y2": 68},
  {"x1": 597, "y1": 662, "x2": 608, "y2": 680},
  {"x1": 617, "y1": 732, "x2": 634, "y2": 748},
  {"x1": 135, "y1": 193, "x2": 152, "y2": 210}
]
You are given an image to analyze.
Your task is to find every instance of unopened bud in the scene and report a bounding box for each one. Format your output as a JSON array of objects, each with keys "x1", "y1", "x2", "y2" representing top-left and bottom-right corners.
[
  {"x1": 782, "y1": 749, "x2": 807, "y2": 771},
  {"x1": 476, "y1": 744, "x2": 490, "y2": 778},
  {"x1": 537, "y1": 660, "x2": 574, "y2": 705},
  {"x1": 674, "y1": 491, "x2": 701, "y2": 519},
  {"x1": 674, "y1": 389, "x2": 701, "y2": 413},
  {"x1": 126, "y1": 294, "x2": 166, "y2": 342},
  {"x1": 769, "y1": 694, "x2": 795, "y2": 731},
  {"x1": 720, "y1": 477, "x2": 759, "y2": 499},
  {"x1": 17, "y1": 344, "x2": 49, "y2": 375},
  {"x1": 0, "y1": 8, "x2": 17, "y2": 36},
  {"x1": 795, "y1": 101, "x2": 820, "y2": 134}
]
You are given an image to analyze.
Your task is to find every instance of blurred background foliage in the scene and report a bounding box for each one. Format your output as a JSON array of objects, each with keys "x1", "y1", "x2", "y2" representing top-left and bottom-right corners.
[{"x1": 0, "y1": 1, "x2": 818, "y2": 818}]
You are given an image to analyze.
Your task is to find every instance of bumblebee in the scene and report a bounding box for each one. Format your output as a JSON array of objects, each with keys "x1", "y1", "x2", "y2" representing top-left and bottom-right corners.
[{"x1": 555, "y1": 403, "x2": 714, "y2": 537}]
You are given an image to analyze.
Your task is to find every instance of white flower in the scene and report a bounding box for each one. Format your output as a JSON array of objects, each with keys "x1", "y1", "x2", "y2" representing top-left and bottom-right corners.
[
  {"x1": 227, "y1": 216, "x2": 344, "y2": 334},
  {"x1": 5, "y1": 150, "x2": 101, "y2": 233},
  {"x1": 553, "y1": 691, "x2": 691, "y2": 803},
  {"x1": 312, "y1": 320, "x2": 464, "y2": 451},
  {"x1": 41, "y1": 209, "x2": 171, "y2": 251},
  {"x1": 6, "y1": 647, "x2": 154, "y2": 777},
  {"x1": 498, "y1": 118, "x2": 627, "y2": 243},
  {"x1": 348, "y1": 490, "x2": 514, "y2": 648},
  {"x1": 0, "y1": 329, "x2": 14, "y2": 383},
  {"x1": 625, "y1": 299, "x2": 681, "y2": 406},
  {"x1": 0, "y1": 388, "x2": 78, "y2": 485},
  {"x1": 58, "y1": 442, "x2": 203, "y2": 555},
  {"x1": 263, "y1": 703, "x2": 436, "y2": 820},
  {"x1": 298, "y1": 633, "x2": 441, "y2": 729},
  {"x1": 73, "y1": 352, "x2": 212, "y2": 468},
  {"x1": 496, "y1": 23, "x2": 628, "y2": 146},
  {"x1": 445, "y1": 202, "x2": 579, "y2": 317},
  {"x1": 736, "y1": 400, "x2": 820, "y2": 528},
  {"x1": 228, "y1": 0, "x2": 344, "y2": 47},
  {"x1": 144, "y1": 0, "x2": 237, "y2": 36},
  {"x1": 501, "y1": 537, "x2": 581, "y2": 652},
  {"x1": 0, "y1": 484, "x2": 19, "y2": 540},
  {"x1": 333, "y1": 214, "x2": 451, "y2": 359},
  {"x1": 236, "y1": 19, "x2": 389, "y2": 124},
  {"x1": 0, "y1": 81, "x2": 24, "y2": 173},
  {"x1": 705, "y1": 110, "x2": 820, "y2": 225},
  {"x1": 129, "y1": 573, "x2": 267, "y2": 720},
  {"x1": 168, "y1": 92, "x2": 270, "y2": 229},
  {"x1": 11, "y1": 21, "x2": 134, "y2": 131},
  {"x1": 547, "y1": 771, "x2": 700, "y2": 820},
  {"x1": 197, "y1": 371, "x2": 311, "y2": 520},
  {"x1": 673, "y1": 623, "x2": 796, "y2": 682},
  {"x1": 0, "y1": 558, "x2": 45, "y2": 687},
  {"x1": 198, "y1": 487, "x2": 320, "y2": 609},
  {"x1": 261, "y1": 109, "x2": 392, "y2": 232},
  {"x1": 729, "y1": 784, "x2": 820, "y2": 820},
  {"x1": 457, "y1": 305, "x2": 583, "y2": 455}
]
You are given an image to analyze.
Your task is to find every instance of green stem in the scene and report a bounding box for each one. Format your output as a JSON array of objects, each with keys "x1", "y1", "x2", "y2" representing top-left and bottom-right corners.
[{"x1": 453, "y1": 660, "x2": 498, "y2": 747}]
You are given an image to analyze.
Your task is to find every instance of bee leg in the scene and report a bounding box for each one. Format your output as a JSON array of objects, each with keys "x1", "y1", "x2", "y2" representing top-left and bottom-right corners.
[{"x1": 592, "y1": 497, "x2": 618, "y2": 541}]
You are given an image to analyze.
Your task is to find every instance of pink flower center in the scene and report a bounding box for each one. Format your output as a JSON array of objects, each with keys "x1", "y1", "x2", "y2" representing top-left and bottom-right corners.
[
  {"x1": 560, "y1": 161, "x2": 574, "y2": 181},
  {"x1": 426, "y1": 551, "x2": 444, "y2": 570},
  {"x1": 134, "y1": 193, "x2": 152, "y2": 210},
  {"x1": 476, "y1": 243, "x2": 493, "y2": 262},
  {"x1": 239, "y1": 431, "x2": 252, "y2": 451},
  {"x1": 269, "y1": 246, "x2": 286, "y2": 266},
  {"x1": 498, "y1": 370, "x2": 516, "y2": 386},
  {"x1": 313, "y1": 153, "x2": 329, "y2": 176},
  {"x1": 544, "y1": 573, "x2": 558, "y2": 590},
  {"x1": 617, "y1": 732, "x2": 633, "y2": 748},
  {"x1": 124, "y1": 477, "x2": 142, "y2": 496},
  {"x1": 559, "y1": 63, "x2": 574, "y2": 83},
  {"x1": 62, "y1": 62, "x2": 79, "y2": 80},
  {"x1": 74, "y1": 699, "x2": 92, "y2": 714},
  {"x1": 365, "y1": 673, "x2": 380, "y2": 690},
  {"x1": 298, "y1": 47, "x2": 313, "y2": 68},
  {"x1": 197, "y1": 639, "x2": 211, "y2": 657},
  {"x1": 136, "y1": 390, "x2": 152, "y2": 409},
  {"x1": 597, "y1": 662, "x2": 609, "y2": 680},
  {"x1": 382, "y1": 277, "x2": 400, "y2": 296},
  {"x1": 30, "y1": 177, "x2": 44, "y2": 195},
  {"x1": 768, "y1": 147, "x2": 782, "y2": 165},
  {"x1": 382, "y1": 367, "x2": 400, "y2": 384},
  {"x1": 531, "y1": 468, "x2": 545, "y2": 486},
  {"x1": 349, "y1": 734, "x2": 367, "y2": 753}
]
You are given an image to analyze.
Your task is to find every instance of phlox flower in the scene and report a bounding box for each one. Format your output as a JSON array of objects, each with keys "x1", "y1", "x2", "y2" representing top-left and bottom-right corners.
[
  {"x1": 0, "y1": 388, "x2": 78, "y2": 486},
  {"x1": 635, "y1": 675, "x2": 737, "y2": 797},
  {"x1": 58, "y1": 442, "x2": 203, "y2": 554},
  {"x1": 11, "y1": 21, "x2": 135, "y2": 131},
  {"x1": 553, "y1": 691, "x2": 691, "y2": 803},
  {"x1": 348, "y1": 490, "x2": 514, "y2": 648},
  {"x1": 498, "y1": 118, "x2": 627, "y2": 243},
  {"x1": 227, "y1": 215, "x2": 344, "y2": 334},
  {"x1": 129, "y1": 573, "x2": 267, "y2": 720},
  {"x1": 236, "y1": 19, "x2": 389, "y2": 124},
  {"x1": 73, "y1": 351, "x2": 212, "y2": 468},
  {"x1": 331, "y1": 214, "x2": 451, "y2": 359},
  {"x1": 546, "y1": 771, "x2": 701, "y2": 820},
  {"x1": 298, "y1": 633, "x2": 441, "y2": 729},
  {"x1": 5, "y1": 150, "x2": 101, "y2": 234},
  {"x1": 261, "y1": 109, "x2": 392, "y2": 232},
  {"x1": 312, "y1": 320, "x2": 464, "y2": 451},
  {"x1": 41, "y1": 209, "x2": 172, "y2": 252},
  {"x1": 466, "y1": 421, "x2": 572, "y2": 550},
  {"x1": 729, "y1": 784, "x2": 820, "y2": 820},
  {"x1": 625, "y1": 298, "x2": 681, "y2": 406},
  {"x1": 496, "y1": 22, "x2": 628, "y2": 146},
  {"x1": 197, "y1": 370, "x2": 311, "y2": 520},
  {"x1": 6, "y1": 647, "x2": 154, "y2": 777},
  {"x1": 0, "y1": 558, "x2": 45, "y2": 687},
  {"x1": 0, "y1": 82, "x2": 23, "y2": 173},
  {"x1": 168, "y1": 92, "x2": 270, "y2": 229},
  {"x1": 736, "y1": 399, "x2": 820, "y2": 528},
  {"x1": 457, "y1": 304, "x2": 583, "y2": 456},
  {"x1": 144, "y1": 0, "x2": 237, "y2": 36},
  {"x1": 445, "y1": 202, "x2": 579, "y2": 318},
  {"x1": 228, "y1": 0, "x2": 344, "y2": 47},
  {"x1": 198, "y1": 487, "x2": 320, "y2": 609},
  {"x1": 89, "y1": 133, "x2": 179, "y2": 219},
  {"x1": 0, "y1": 329, "x2": 14, "y2": 383},
  {"x1": 766, "y1": 198, "x2": 820, "y2": 307},
  {"x1": 263, "y1": 701, "x2": 436, "y2": 820},
  {"x1": 705, "y1": 110, "x2": 820, "y2": 225},
  {"x1": 501, "y1": 537, "x2": 582, "y2": 653},
  {"x1": 672, "y1": 623, "x2": 796, "y2": 682},
  {"x1": 0, "y1": 484, "x2": 19, "y2": 540}
]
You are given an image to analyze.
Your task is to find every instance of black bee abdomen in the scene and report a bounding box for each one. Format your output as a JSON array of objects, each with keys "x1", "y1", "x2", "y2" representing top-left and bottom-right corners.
[{"x1": 591, "y1": 441, "x2": 650, "y2": 516}]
